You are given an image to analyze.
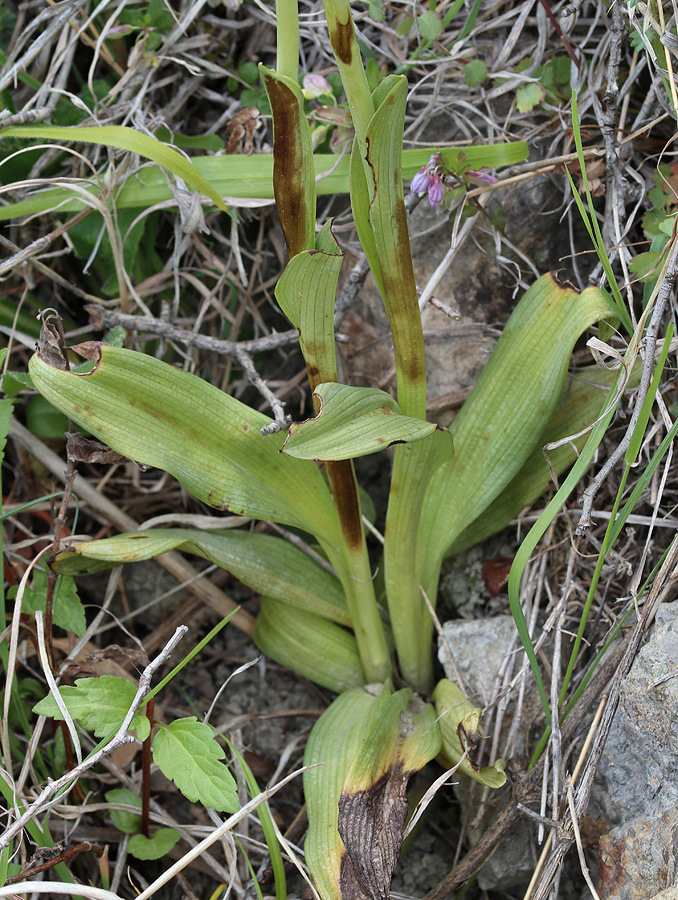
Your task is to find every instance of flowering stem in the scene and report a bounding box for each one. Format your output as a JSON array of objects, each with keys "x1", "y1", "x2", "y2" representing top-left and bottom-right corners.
[{"x1": 276, "y1": 0, "x2": 299, "y2": 81}]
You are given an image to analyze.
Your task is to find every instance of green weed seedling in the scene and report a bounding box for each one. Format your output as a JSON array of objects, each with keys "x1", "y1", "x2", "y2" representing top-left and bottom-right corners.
[{"x1": 17, "y1": 3, "x2": 627, "y2": 898}]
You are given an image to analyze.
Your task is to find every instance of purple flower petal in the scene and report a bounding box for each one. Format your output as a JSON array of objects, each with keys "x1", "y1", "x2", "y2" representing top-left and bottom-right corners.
[
  {"x1": 428, "y1": 175, "x2": 445, "y2": 210},
  {"x1": 410, "y1": 167, "x2": 431, "y2": 194}
]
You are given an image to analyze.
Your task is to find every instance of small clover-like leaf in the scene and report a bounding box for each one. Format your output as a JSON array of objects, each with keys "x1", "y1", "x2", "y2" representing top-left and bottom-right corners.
[
  {"x1": 516, "y1": 82, "x2": 545, "y2": 113},
  {"x1": 152, "y1": 717, "x2": 239, "y2": 812},
  {"x1": 128, "y1": 828, "x2": 180, "y2": 860},
  {"x1": 33, "y1": 676, "x2": 147, "y2": 738},
  {"x1": 105, "y1": 789, "x2": 142, "y2": 834},
  {"x1": 464, "y1": 60, "x2": 487, "y2": 87}
]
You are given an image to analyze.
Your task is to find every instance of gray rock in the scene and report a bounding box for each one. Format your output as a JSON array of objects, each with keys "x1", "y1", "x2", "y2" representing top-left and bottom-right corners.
[{"x1": 590, "y1": 601, "x2": 678, "y2": 899}]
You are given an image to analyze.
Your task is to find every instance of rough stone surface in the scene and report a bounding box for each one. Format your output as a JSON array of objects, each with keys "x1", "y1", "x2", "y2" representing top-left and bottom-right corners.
[{"x1": 590, "y1": 601, "x2": 678, "y2": 899}]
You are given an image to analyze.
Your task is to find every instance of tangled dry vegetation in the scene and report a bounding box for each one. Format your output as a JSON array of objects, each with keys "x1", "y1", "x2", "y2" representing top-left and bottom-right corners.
[{"x1": 2, "y1": 0, "x2": 678, "y2": 898}]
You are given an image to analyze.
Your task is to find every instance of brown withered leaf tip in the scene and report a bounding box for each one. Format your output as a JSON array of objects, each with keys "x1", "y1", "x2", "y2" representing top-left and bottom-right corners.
[
  {"x1": 37, "y1": 322, "x2": 68, "y2": 371},
  {"x1": 67, "y1": 432, "x2": 128, "y2": 466},
  {"x1": 338, "y1": 763, "x2": 409, "y2": 900}
]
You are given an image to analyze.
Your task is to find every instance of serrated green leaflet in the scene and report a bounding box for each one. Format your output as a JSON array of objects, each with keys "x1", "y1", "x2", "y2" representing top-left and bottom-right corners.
[
  {"x1": 253, "y1": 598, "x2": 365, "y2": 692},
  {"x1": 152, "y1": 717, "x2": 239, "y2": 812},
  {"x1": 282, "y1": 383, "x2": 444, "y2": 460},
  {"x1": 0, "y1": 144, "x2": 528, "y2": 221},
  {"x1": 17, "y1": 568, "x2": 86, "y2": 637},
  {"x1": 33, "y1": 675, "x2": 150, "y2": 739},
  {"x1": 0, "y1": 124, "x2": 228, "y2": 213},
  {"x1": 29, "y1": 344, "x2": 342, "y2": 552},
  {"x1": 52, "y1": 528, "x2": 350, "y2": 625}
]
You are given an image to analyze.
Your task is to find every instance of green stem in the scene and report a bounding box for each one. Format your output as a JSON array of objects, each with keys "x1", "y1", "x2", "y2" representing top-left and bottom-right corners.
[
  {"x1": 322, "y1": 0, "x2": 375, "y2": 151},
  {"x1": 326, "y1": 460, "x2": 391, "y2": 683},
  {"x1": 384, "y1": 442, "x2": 435, "y2": 693},
  {"x1": 275, "y1": 0, "x2": 299, "y2": 81}
]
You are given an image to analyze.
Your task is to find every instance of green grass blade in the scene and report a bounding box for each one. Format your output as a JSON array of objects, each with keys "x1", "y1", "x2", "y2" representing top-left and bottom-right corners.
[{"x1": 0, "y1": 124, "x2": 229, "y2": 213}]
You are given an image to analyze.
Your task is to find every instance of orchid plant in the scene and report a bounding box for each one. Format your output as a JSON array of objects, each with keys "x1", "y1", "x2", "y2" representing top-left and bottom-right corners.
[{"x1": 24, "y1": 1, "x2": 620, "y2": 897}]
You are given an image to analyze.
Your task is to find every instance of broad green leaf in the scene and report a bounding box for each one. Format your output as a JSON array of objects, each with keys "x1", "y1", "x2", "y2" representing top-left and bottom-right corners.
[
  {"x1": 52, "y1": 528, "x2": 350, "y2": 625},
  {"x1": 105, "y1": 788, "x2": 143, "y2": 834},
  {"x1": 260, "y1": 66, "x2": 315, "y2": 257},
  {"x1": 0, "y1": 124, "x2": 228, "y2": 213},
  {"x1": 0, "y1": 145, "x2": 528, "y2": 221},
  {"x1": 33, "y1": 676, "x2": 150, "y2": 739},
  {"x1": 275, "y1": 222, "x2": 343, "y2": 386},
  {"x1": 25, "y1": 394, "x2": 69, "y2": 441},
  {"x1": 433, "y1": 679, "x2": 506, "y2": 787},
  {"x1": 365, "y1": 75, "x2": 426, "y2": 418},
  {"x1": 448, "y1": 361, "x2": 643, "y2": 555},
  {"x1": 152, "y1": 717, "x2": 239, "y2": 812},
  {"x1": 128, "y1": 828, "x2": 180, "y2": 860},
  {"x1": 29, "y1": 342, "x2": 342, "y2": 551},
  {"x1": 420, "y1": 273, "x2": 614, "y2": 582},
  {"x1": 282, "y1": 383, "x2": 445, "y2": 460},
  {"x1": 253, "y1": 598, "x2": 365, "y2": 692},
  {"x1": 18, "y1": 568, "x2": 86, "y2": 637},
  {"x1": 304, "y1": 688, "x2": 378, "y2": 900}
]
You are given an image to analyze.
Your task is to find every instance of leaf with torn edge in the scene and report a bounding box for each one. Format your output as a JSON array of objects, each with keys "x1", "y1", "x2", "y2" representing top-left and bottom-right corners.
[
  {"x1": 282, "y1": 383, "x2": 446, "y2": 461},
  {"x1": 152, "y1": 717, "x2": 239, "y2": 812},
  {"x1": 33, "y1": 676, "x2": 150, "y2": 740}
]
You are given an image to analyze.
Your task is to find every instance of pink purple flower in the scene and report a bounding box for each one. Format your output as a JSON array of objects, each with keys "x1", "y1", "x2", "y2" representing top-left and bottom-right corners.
[
  {"x1": 410, "y1": 166, "x2": 431, "y2": 193},
  {"x1": 466, "y1": 169, "x2": 498, "y2": 185},
  {"x1": 427, "y1": 174, "x2": 445, "y2": 211},
  {"x1": 303, "y1": 73, "x2": 334, "y2": 100}
]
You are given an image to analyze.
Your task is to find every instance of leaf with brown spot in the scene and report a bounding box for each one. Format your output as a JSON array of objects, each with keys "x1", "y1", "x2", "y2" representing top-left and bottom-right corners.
[
  {"x1": 433, "y1": 679, "x2": 506, "y2": 787},
  {"x1": 260, "y1": 66, "x2": 315, "y2": 258},
  {"x1": 304, "y1": 687, "x2": 441, "y2": 900}
]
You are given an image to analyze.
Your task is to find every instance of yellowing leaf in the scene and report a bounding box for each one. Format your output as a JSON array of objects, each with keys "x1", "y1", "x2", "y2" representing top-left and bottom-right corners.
[
  {"x1": 52, "y1": 528, "x2": 350, "y2": 626},
  {"x1": 29, "y1": 341, "x2": 342, "y2": 552}
]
